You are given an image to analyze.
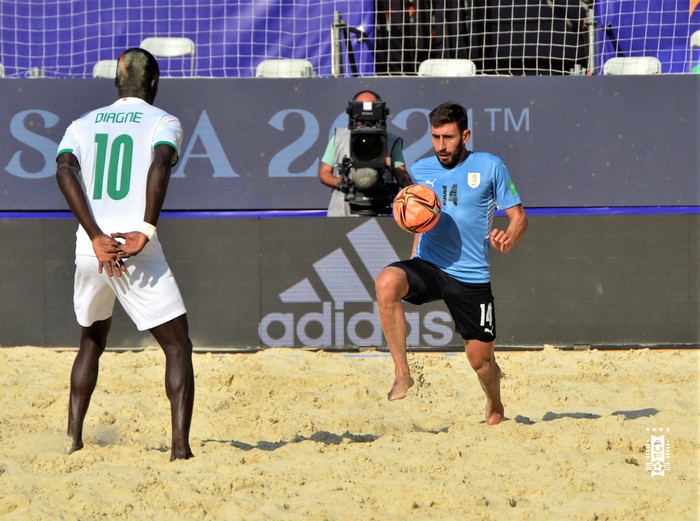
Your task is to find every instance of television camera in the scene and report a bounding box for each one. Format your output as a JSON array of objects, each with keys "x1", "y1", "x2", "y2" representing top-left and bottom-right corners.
[{"x1": 336, "y1": 100, "x2": 400, "y2": 216}]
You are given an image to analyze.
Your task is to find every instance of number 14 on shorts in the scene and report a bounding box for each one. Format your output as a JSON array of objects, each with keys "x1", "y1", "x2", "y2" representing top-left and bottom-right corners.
[{"x1": 480, "y1": 302, "x2": 494, "y2": 335}]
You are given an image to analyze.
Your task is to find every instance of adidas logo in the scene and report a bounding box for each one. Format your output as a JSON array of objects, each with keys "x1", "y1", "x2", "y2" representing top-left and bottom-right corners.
[{"x1": 258, "y1": 219, "x2": 454, "y2": 348}]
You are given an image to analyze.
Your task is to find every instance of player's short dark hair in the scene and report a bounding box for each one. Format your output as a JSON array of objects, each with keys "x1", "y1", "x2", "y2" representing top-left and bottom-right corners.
[
  {"x1": 429, "y1": 102, "x2": 469, "y2": 133},
  {"x1": 116, "y1": 48, "x2": 160, "y2": 96}
]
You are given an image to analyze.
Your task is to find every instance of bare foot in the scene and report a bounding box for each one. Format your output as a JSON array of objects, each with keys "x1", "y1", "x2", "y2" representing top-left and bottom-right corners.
[
  {"x1": 66, "y1": 439, "x2": 83, "y2": 455},
  {"x1": 170, "y1": 446, "x2": 195, "y2": 462},
  {"x1": 485, "y1": 400, "x2": 504, "y2": 425},
  {"x1": 387, "y1": 377, "x2": 414, "y2": 401}
]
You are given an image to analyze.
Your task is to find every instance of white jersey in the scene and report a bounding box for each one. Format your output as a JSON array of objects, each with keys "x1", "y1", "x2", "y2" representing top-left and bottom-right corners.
[{"x1": 57, "y1": 97, "x2": 183, "y2": 255}]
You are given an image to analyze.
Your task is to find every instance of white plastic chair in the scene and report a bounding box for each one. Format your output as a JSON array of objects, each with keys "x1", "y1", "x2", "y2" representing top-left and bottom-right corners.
[
  {"x1": 690, "y1": 31, "x2": 700, "y2": 73},
  {"x1": 140, "y1": 37, "x2": 196, "y2": 76},
  {"x1": 691, "y1": 30, "x2": 700, "y2": 49},
  {"x1": 92, "y1": 59, "x2": 118, "y2": 79},
  {"x1": 602, "y1": 57, "x2": 662, "y2": 75},
  {"x1": 255, "y1": 59, "x2": 315, "y2": 78},
  {"x1": 418, "y1": 59, "x2": 477, "y2": 77}
]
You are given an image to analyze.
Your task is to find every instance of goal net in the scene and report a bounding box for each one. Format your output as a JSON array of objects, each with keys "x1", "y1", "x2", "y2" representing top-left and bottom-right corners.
[{"x1": 1, "y1": 0, "x2": 698, "y2": 78}]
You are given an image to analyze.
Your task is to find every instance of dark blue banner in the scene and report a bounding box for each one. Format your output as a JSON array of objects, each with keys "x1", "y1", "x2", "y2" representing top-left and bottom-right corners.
[{"x1": 1, "y1": 76, "x2": 698, "y2": 211}]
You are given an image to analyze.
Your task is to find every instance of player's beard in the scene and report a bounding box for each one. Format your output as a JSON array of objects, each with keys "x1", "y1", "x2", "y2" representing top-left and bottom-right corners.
[{"x1": 435, "y1": 144, "x2": 467, "y2": 169}]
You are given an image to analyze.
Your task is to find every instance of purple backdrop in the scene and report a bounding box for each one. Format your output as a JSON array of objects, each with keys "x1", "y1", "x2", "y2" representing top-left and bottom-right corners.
[
  {"x1": 596, "y1": 0, "x2": 700, "y2": 73},
  {"x1": 3, "y1": 1, "x2": 700, "y2": 77},
  {"x1": 0, "y1": 0, "x2": 376, "y2": 78}
]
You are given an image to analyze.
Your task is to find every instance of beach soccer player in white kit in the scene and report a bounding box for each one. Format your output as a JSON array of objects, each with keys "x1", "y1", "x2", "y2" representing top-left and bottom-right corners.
[{"x1": 55, "y1": 47, "x2": 195, "y2": 461}]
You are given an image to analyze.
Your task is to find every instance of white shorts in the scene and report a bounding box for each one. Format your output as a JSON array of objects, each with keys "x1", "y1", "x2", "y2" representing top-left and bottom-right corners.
[{"x1": 73, "y1": 246, "x2": 186, "y2": 331}]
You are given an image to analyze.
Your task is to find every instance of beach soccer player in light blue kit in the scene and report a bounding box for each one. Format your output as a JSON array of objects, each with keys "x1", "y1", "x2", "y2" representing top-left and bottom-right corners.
[{"x1": 375, "y1": 101, "x2": 528, "y2": 425}]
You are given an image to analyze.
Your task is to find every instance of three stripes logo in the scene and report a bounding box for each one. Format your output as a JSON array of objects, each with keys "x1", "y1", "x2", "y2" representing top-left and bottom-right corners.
[{"x1": 258, "y1": 219, "x2": 454, "y2": 348}]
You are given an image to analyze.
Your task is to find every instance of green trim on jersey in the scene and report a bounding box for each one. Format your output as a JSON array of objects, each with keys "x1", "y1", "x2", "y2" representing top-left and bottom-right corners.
[{"x1": 153, "y1": 140, "x2": 179, "y2": 166}]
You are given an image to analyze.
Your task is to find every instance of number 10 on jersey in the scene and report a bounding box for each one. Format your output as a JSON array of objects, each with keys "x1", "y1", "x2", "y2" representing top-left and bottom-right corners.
[{"x1": 93, "y1": 133, "x2": 133, "y2": 201}]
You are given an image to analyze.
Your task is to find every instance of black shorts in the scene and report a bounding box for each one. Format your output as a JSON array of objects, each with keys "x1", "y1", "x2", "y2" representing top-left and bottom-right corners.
[{"x1": 389, "y1": 258, "x2": 496, "y2": 342}]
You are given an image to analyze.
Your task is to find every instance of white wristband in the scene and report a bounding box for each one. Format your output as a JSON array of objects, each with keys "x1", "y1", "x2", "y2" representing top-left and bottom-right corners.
[{"x1": 140, "y1": 221, "x2": 156, "y2": 241}]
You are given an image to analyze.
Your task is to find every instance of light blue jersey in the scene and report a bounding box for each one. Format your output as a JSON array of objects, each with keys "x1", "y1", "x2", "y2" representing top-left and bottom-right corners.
[{"x1": 412, "y1": 152, "x2": 522, "y2": 283}]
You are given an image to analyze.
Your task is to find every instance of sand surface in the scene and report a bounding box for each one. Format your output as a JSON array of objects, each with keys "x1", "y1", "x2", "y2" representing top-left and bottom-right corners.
[{"x1": 0, "y1": 346, "x2": 698, "y2": 520}]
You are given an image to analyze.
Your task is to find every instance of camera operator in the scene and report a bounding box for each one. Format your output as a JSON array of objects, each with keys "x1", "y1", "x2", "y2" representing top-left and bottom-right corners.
[{"x1": 318, "y1": 90, "x2": 412, "y2": 217}]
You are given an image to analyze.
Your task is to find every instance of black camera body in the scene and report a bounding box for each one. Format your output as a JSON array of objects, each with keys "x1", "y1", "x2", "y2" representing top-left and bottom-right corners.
[
  {"x1": 339, "y1": 100, "x2": 399, "y2": 216},
  {"x1": 347, "y1": 100, "x2": 388, "y2": 170}
]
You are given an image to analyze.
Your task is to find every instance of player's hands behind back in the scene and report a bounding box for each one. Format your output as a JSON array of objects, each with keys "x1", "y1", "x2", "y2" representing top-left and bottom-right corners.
[
  {"x1": 91, "y1": 234, "x2": 127, "y2": 277},
  {"x1": 111, "y1": 231, "x2": 149, "y2": 260},
  {"x1": 92, "y1": 230, "x2": 150, "y2": 277}
]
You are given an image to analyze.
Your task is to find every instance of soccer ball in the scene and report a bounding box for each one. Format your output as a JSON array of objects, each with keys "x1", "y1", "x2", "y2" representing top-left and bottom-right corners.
[{"x1": 392, "y1": 184, "x2": 441, "y2": 233}]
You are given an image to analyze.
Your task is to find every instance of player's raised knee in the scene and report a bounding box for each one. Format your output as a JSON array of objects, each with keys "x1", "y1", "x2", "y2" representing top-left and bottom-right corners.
[{"x1": 375, "y1": 268, "x2": 405, "y2": 300}]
